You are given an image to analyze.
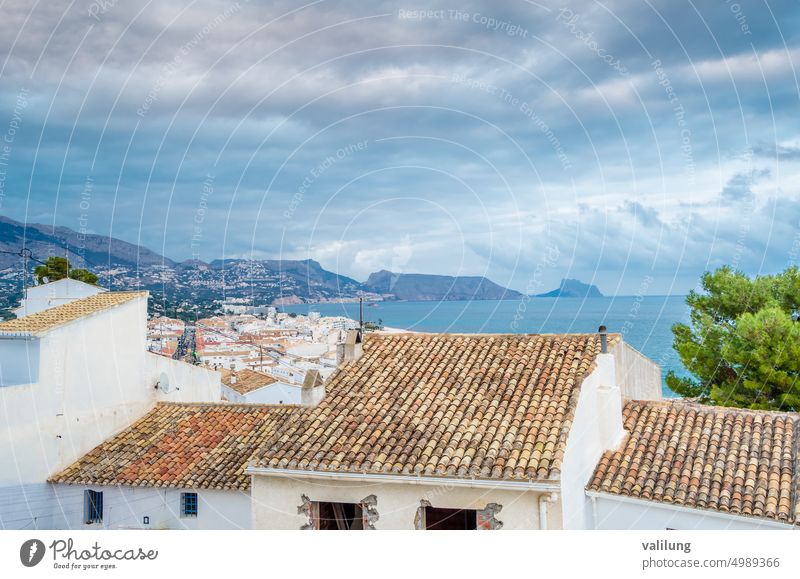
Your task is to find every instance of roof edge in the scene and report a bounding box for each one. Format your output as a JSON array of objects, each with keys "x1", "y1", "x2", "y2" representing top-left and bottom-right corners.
[
  {"x1": 586, "y1": 489, "x2": 797, "y2": 528},
  {"x1": 0, "y1": 290, "x2": 149, "y2": 337},
  {"x1": 246, "y1": 466, "x2": 561, "y2": 492}
]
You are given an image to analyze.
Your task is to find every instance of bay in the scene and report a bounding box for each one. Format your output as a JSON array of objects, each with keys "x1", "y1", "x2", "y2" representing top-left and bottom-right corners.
[{"x1": 282, "y1": 295, "x2": 691, "y2": 397}]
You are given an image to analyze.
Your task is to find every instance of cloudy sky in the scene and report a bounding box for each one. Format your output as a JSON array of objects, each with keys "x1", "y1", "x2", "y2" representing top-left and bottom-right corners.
[{"x1": 0, "y1": 0, "x2": 798, "y2": 294}]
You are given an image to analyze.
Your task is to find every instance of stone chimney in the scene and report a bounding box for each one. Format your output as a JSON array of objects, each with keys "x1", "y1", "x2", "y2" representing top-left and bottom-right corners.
[
  {"x1": 336, "y1": 329, "x2": 363, "y2": 365},
  {"x1": 598, "y1": 324, "x2": 608, "y2": 353},
  {"x1": 301, "y1": 369, "x2": 325, "y2": 406}
]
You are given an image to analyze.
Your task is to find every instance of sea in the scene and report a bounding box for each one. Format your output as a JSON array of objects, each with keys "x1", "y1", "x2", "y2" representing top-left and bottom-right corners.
[{"x1": 282, "y1": 295, "x2": 691, "y2": 397}]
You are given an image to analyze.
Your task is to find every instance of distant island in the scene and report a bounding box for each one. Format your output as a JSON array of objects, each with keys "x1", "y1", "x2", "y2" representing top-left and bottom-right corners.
[
  {"x1": 536, "y1": 278, "x2": 604, "y2": 298},
  {"x1": 0, "y1": 217, "x2": 602, "y2": 318}
]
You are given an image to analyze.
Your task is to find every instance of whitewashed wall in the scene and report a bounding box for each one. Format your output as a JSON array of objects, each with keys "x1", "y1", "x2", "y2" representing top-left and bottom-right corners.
[
  {"x1": 12, "y1": 279, "x2": 105, "y2": 318},
  {"x1": 559, "y1": 353, "x2": 625, "y2": 530},
  {"x1": 0, "y1": 338, "x2": 40, "y2": 385},
  {"x1": 590, "y1": 493, "x2": 792, "y2": 530},
  {"x1": 221, "y1": 382, "x2": 301, "y2": 404},
  {"x1": 0, "y1": 296, "x2": 151, "y2": 487},
  {"x1": 610, "y1": 341, "x2": 662, "y2": 400},
  {"x1": 0, "y1": 295, "x2": 222, "y2": 529},
  {"x1": 146, "y1": 352, "x2": 221, "y2": 403},
  {"x1": 43, "y1": 484, "x2": 250, "y2": 530},
  {"x1": 250, "y1": 474, "x2": 559, "y2": 530}
]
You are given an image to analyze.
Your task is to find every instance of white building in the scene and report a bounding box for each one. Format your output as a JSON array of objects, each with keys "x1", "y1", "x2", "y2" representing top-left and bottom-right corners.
[
  {"x1": 0, "y1": 286, "x2": 221, "y2": 530},
  {"x1": 9, "y1": 312, "x2": 799, "y2": 531},
  {"x1": 198, "y1": 348, "x2": 256, "y2": 370},
  {"x1": 220, "y1": 368, "x2": 301, "y2": 404},
  {"x1": 246, "y1": 332, "x2": 800, "y2": 530},
  {"x1": 48, "y1": 403, "x2": 296, "y2": 529},
  {"x1": 585, "y1": 399, "x2": 798, "y2": 530},
  {"x1": 11, "y1": 277, "x2": 105, "y2": 318},
  {"x1": 245, "y1": 332, "x2": 643, "y2": 529},
  {"x1": 286, "y1": 341, "x2": 329, "y2": 360}
]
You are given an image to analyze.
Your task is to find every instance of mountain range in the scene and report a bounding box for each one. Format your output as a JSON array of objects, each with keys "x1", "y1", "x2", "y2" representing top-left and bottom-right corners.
[{"x1": 0, "y1": 217, "x2": 602, "y2": 317}]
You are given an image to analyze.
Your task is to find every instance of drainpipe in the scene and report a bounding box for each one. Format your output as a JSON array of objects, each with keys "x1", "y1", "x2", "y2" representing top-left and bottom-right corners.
[
  {"x1": 590, "y1": 494, "x2": 598, "y2": 530},
  {"x1": 538, "y1": 493, "x2": 558, "y2": 530}
]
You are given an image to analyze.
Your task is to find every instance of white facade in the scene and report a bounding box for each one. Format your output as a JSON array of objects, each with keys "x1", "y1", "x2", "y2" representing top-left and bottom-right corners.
[
  {"x1": 20, "y1": 484, "x2": 251, "y2": 530},
  {"x1": 250, "y1": 473, "x2": 560, "y2": 530},
  {"x1": 286, "y1": 342, "x2": 329, "y2": 359},
  {"x1": 0, "y1": 291, "x2": 221, "y2": 529},
  {"x1": 269, "y1": 362, "x2": 307, "y2": 384},
  {"x1": 559, "y1": 352, "x2": 628, "y2": 530},
  {"x1": 12, "y1": 278, "x2": 105, "y2": 318},
  {"x1": 588, "y1": 492, "x2": 793, "y2": 530},
  {"x1": 249, "y1": 339, "x2": 666, "y2": 531},
  {"x1": 221, "y1": 381, "x2": 302, "y2": 404},
  {"x1": 199, "y1": 350, "x2": 255, "y2": 370}
]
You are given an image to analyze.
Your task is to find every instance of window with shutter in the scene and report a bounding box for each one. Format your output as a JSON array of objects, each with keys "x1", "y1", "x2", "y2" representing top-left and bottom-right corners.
[{"x1": 84, "y1": 490, "x2": 103, "y2": 524}]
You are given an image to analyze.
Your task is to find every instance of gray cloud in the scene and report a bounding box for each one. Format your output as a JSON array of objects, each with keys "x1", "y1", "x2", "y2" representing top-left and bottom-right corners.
[{"x1": 0, "y1": 0, "x2": 798, "y2": 294}]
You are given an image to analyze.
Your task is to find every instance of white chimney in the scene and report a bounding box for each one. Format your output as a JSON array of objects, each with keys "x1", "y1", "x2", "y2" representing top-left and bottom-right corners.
[
  {"x1": 594, "y1": 327, "x2": 625, "y2": 450},
  {"x1": 301, "y1": 370, "x2": 325, "y2": 406},
  {"x1": 230, "y1": 374, "x2": 237, "y2": 385},
  {"x1": 336, "y1": 329, "x2": 363, "y2": 365}
]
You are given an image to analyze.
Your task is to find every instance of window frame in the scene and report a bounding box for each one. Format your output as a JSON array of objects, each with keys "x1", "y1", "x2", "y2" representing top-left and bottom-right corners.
[
  {"x1": 421, "y1": 505, "x2": 479, "y2": 530},
  {"x1": 84, "y1": 489, "x2": 103, "y2": 525},
  {"x1": 181, "y1": 492, "x2": 198, "y2": 518}
]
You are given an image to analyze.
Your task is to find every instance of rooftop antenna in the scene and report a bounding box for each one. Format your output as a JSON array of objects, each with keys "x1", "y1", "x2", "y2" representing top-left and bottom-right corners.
[
  {"x1": 359, "y1": 297, "x2": 363, "y2": 333},
  {"x1": 21, "y1": 248, "x2": 30, "y2": 295}
]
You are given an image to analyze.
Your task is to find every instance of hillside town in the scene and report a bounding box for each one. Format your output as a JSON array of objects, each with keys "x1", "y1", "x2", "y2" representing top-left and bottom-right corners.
[
  {"x1": 147, "y1": 306, "x2": 360, "y2": 404},
  {"x1": 1, "y1": 278, "x2": 797, "y2": 531}
]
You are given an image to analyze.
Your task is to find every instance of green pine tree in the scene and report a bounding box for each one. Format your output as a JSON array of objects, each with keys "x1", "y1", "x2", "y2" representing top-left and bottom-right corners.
[
  {"x1": 667, "y1": 266, "x2": 800, "y2": 410},
  {"x1": 34, "y1": 256, "x2": 99, "y2": 286}
]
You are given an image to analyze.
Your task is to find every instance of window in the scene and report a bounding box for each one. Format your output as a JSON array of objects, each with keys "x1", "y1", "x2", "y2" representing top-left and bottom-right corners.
[
  {"x1": 315, "y1": 501, "x2": 364, "y2": 530},
  {"x1": 84, "y1": 490, "x2": 103, "y2": 524},
  {"x1": 181, "y1": 492, "x2": 198, "y2": 517},
  {"x1": 423, "y1": 506, "x2": 477, "y2": 530}
]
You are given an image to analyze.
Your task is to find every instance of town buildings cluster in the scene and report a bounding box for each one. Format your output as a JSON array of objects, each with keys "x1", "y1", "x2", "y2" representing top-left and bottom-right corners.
[
  {"x1": 147, "y1": 305, "x2": 359, "y2": 404},
  {"x1": 1, "y1": 279, "x2": 798, "y2": 531}
]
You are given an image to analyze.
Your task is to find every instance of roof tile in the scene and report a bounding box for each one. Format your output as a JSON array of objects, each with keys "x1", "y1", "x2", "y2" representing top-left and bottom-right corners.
[
  {"x1": 50, "y1": 402, "x2": 301, "y2": 490},
  {"x1": 254, "y1": 332, "x2": 613, "y2": 481},
  {"x1": 0, "y1": 291, "x2": 147, "y2": 335},
  {"x1": 587, "y1": 400, "x2": 800, "y2": 524},
  {"x1": 220, "y1": 368, "x2": 278, "y2": 395}
]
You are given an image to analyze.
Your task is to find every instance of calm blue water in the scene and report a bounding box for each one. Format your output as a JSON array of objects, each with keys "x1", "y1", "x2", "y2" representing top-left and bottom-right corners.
[{"x1": 282, "y1": 296, "x2": 691, "y2": 397}]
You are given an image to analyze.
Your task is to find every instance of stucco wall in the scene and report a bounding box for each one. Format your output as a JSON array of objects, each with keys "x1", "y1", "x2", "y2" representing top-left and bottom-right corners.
[
  {"x1": 560, "y1": 353, "x2": 625, "y2": 530},
  {"x1": 12, "y1": 279, "x2": 105, "y2": 317},
  {"x1": 610, "y1": 341, "x2": 662, "y2": 400},
  {"x1": 1, "y1": 483, "x2": 249, "y2": 530},
  {"x1": 47, "y1": 484, "x2": 250, "y2": 530},
  {"x1": 221, "y1": 381, "x2": 301, "y2": 404},
  {"x1": 250, "y1": 474, "x2": 561, "y2": 530},
  {"x1": 0, "y1": 297, "x2": 222, "y2": 487},
  {"x1": 590, "y1": 493, "x2": 792, "y2": 530},
  {"x1": 0, "y1": 295, "x2": 222, "y2": 529},
  {"x1": 0, "y1": 297, "x2": 151, "y2": 487},
  {"x1": 0, "y1": 337, "x2": 39, "y2": 386},
  {"x1": 146, "y1": 352, "x2": 221, "y2": 403}
]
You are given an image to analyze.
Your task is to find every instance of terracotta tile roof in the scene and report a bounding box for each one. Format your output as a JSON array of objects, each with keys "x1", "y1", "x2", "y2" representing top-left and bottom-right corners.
[
  {"x1": 50, "y1": 402, "x2": 301, "y2": 490},
  {"x1": 220, "y1": 368, "x2": 278, "y2": 395},
  {"x1": 0, "y1": 291, "x2": 147, "y2": 335},
  {"x1": 255, "y1": 332, "x2": 614, "y2": 481},
  {"x1": 587, "y1": 400, "x2": 800, "y2": 524}
]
